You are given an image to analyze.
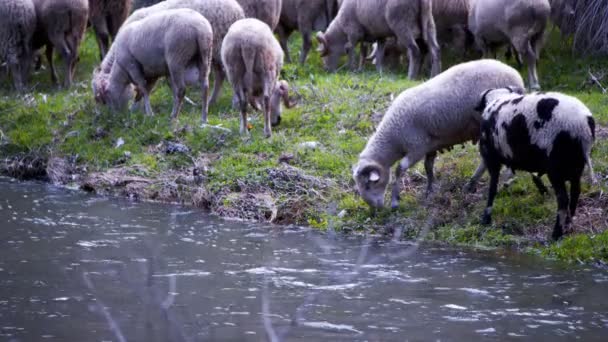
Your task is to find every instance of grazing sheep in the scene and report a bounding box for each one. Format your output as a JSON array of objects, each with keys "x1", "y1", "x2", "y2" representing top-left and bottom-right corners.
[
  {"x1": 32, "y1": 0, "x2": 89, "y2": 88},
  {"x1": 93, "y1": 9, "x2": 213, "y2": 122},
  {"x1": 0, "y1": 0, "x2": 37, "y2": 91},
  {"x1": 316, "y1": 0, "x2": 440, "y2": 79},
  {"x1": 94, "y1": 0, "x2": 245, "y2": 110},
  {"x1": 276, "y1": 0, "x2": 339, "y2": 64},
  {"x1": 222, "y1": 18, "x2": 295, "y2": 138},
  {"x1": 477, "y1": 88, "x2": 595, "y2": 240},
  {"x1": 353, "y1": 59, "x2": 524, "y2": 209},
  {"x1": 88, "y1": 0, "x2": 133, "y2": 60},
  {"x1": 469, "y1": 0, "x2": 551, "y2": 90},
  {"x1": 236, "y1": 0, "x2": 282, "y2": 30},
  {"x1": 366, "y1": 0, "x2": 475, "y2": 71}
]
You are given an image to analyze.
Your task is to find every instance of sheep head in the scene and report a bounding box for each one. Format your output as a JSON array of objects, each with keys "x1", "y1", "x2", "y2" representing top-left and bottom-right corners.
[
  {"x1": 91, "y1": 67, "x2": 133, "y2": 112},
  {"x1": 316, "y1": 31, "x2": 346, "y2": 72},
  {"x1": 353, "y1": 159, "x2": 389, "y2": 209},
  {"x1": 270, "y1": 80, "x2": 297, "y2": 127}
]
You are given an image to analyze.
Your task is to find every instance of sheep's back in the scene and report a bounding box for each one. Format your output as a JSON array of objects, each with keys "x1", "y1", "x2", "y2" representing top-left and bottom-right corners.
[{"x1": 378, "y1": 59, "x2": 524, "y2": 147}]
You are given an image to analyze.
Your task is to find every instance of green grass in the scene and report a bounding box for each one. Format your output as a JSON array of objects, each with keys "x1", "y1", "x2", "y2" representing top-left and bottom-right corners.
[{"x1": 0, "y1": 28, "x2": 607, "y2": 263}]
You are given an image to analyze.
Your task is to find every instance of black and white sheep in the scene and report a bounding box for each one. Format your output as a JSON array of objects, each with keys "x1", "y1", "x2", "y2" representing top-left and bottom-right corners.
[
  {"x1": 353, "y1": 59, "x2": 525, "y2": 209},
  {"x1": 221, "y1": 18, "x2": 295, "y2": 138},
  {"x1": 32, "y1": 0, "x2": 89, "y2": 88},
  {"x1": 93, "y1": 9, "x2": 213, "y2": 122},
  {"x1": 0, "y1": 0, "x2": 37, "y2": 91},
  {"x1": 89, "y1": 0, "x2": 133, "y2": 60},
  {"x1": 477, "y1": 88, "x2": 596, "y2": 240}
]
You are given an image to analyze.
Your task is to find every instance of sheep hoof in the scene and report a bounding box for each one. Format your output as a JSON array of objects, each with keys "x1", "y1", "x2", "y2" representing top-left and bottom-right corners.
[
  {"x1": 463, "y1": 182, "x2": 476, "y2": 193},
  {"x1": 481, "y1": 210, "x2": 492, "y2": 225},
  {"x1": 551, "y1": 230, "x2": 563, "y2": 241}
]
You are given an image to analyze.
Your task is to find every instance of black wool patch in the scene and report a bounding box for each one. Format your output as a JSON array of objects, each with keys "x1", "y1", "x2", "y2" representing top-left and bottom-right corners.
[
  {"x1": 587, "y1": 116, "x2": 596, "y2": 140},
  {"x1": 504, "y1": 114, "x2": 549, "y2": 172},
  {"x1": 536, "y1": 98, "x2": 559, "y2": 122},
  {"x1": 550, "y1": 131, "x2": 586, "y2": 180}
]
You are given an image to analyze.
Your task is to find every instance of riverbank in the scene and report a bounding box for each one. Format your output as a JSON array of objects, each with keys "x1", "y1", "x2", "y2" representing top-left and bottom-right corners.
[{"x1": 1, "y1": 30, "x2": 606, "y2": 263}]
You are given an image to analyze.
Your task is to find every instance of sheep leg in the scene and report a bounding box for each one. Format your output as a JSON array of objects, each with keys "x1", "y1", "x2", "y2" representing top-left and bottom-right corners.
[
  {"x1": 423, "y1": 26, "x2": 441, "y2": 77},
  {"x1": 569, "y1": 177, "x2": 581, "y2": 219},
  {"x1": 128, "y1": 62, "x2": 153, "y2": 116},
  {"x1": 233, "y1": 79, "x2": 249, "y2": 135},
  {"x1": 8, "y1": 62, "x2": 24, "y2": 92},
  {"x1": 346, "y1": 40, "x2": 358, "y2": 71},
  {"x1": 263, "y1": 94, "x2": 272, "y2": 138},
  {"x1": 424, "y1": 152, "x2": 437, "y2": 196},
  {"x1": 587, "y1": 157, "x2": 597, "y2": 185},
  {"x1": 45, "y1": 44, "x2": 58, "y2": 85},
  {"x1": 51, "y1": 34, "x2": 73, "y2": 88},
  {"x1": 208, "y1": 62, "x2": 224, "y2": 106},
  {"x1": 548, "y1": 173, "x2": 569, "y2": 240},
  {"x1": 276, "y1": 24, "x2": 292, "y2": 63},
  {"x1": 300, "y1": 30, "x2": 312, "y2": 65},
  {"x1": 531, "y1": 174, "x2": 549, "y2": 195},
  {"x1": 464, "y1": 161, "x2": 487, "y2": 193},
  {"x1": 397, "y1": 34, "x2": 421, "y2": 80},
  {"x1": 92, "y1": 20, "x2": 110, "y2": 60},
  {"x1": 169, "y1": 70, "x2": 186, "y2": 121},
  {"x1": 297, "y1": 10, "x2": 316, "y2": 64},
  {"x1": 199, "y1": 70, "x2": 211, "y2": 125},
  {"x1": 358, "y1": 43, "x2": 368, "y2": 71},
  {"x1": 390, "y1": 154, "x2": 424, "y2": 209},
  {"x1": 374, "y1": 41, "x2": 385, "y2": 74},
  {"x1": 513, "y1": 37, "x2": 540, "y2": 90},
  {"x1": 481, "y1": 163, "x2": 501, "y2": 225}
]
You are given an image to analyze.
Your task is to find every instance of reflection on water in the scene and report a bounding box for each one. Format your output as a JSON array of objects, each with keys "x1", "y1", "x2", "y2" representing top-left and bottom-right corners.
[{"x1": 0, "y1": 178, "x2": 607, "y2": 341}]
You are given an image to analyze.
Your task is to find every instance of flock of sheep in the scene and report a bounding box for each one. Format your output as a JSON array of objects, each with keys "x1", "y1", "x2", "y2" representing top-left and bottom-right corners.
[{"x1": 0, "y1": 0, "x2": 597, "y2": 240}]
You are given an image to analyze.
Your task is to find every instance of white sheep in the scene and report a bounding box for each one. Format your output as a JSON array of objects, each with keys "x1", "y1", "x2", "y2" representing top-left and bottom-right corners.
[
  {"x1": 32, "y1": 0, "x2": 89, "y2": 88},
  {"x1": 0, "y1": 0, "x2": 37, "y2": 91},
  {"x1": 477, "y1": 88, "x2": 596, "y2": 240},
  {"x1": 276, "y1": 0, "x2": 339, "y2": 64},
  {"x1": 237, "y1": 0, "x2": 283, "y2": 30},
  {"x1": 221, "y1": 18, "x2": 295, "y2": 138},
  {"x1": 88, "y1": 0, "x2": 133, "y2": 59},
  {"x1": 469, "y1": 0, "x2": 551, "y2": 90},
  {"x1": 316, "y1": 0, "x2": 440, "y2": 79},
  {"x1": 93, "y1": 0, "x2": 245, "y2": 112},
  {"x1": 93, "y1": 9, "x2": 213, "y2": 122},
  {"x1": 353, "y1": 59, "x2": 524, "y2": 209}
]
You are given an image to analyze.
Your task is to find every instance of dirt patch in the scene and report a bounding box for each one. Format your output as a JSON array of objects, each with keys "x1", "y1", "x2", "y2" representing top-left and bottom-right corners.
[{"x1": 212, "y1": 164, "x2": 336, "y2": 224}]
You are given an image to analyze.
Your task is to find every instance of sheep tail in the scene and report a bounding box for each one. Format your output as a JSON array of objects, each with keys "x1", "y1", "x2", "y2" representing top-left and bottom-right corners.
[
  {"x1": 241, "y1": 45, "x2": 256, "y2": 95},
  {"x1": 196, "y1": 34, "x2": 211, "y2": 81}
]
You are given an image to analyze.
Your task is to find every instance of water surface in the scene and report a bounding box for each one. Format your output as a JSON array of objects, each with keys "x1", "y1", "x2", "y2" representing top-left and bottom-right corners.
[{"x1": 0, "y1": 178, "x2": 607, "y2": 341}]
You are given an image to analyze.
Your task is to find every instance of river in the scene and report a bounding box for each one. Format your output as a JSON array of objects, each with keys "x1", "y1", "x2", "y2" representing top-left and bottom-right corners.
[{"x1": 0, "y1": 178, "x2": 607, "y2": 341}]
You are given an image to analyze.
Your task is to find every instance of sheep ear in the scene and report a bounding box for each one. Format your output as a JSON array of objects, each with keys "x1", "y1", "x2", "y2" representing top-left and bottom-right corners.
[
  {"x1": 278, "y1": 80, "x2": 289, "y2": 95},
  {"x1": 475, "y1": 89, "x2": 493, "y2": 112},
  {"x1": 369, "y1": 170, "x2": 380, "y2": 182},
  {"x1": 507, "y1": 85, "x2": 524, "y2": 95},
  {"x1": 357, "y1": 163, "x2": 382, "y2": 184}
]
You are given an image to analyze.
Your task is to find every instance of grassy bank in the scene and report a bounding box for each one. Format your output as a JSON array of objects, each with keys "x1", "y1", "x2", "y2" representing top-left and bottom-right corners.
[{"x1": 0, "y1": 29, "x2": 606, "y2": 263}]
